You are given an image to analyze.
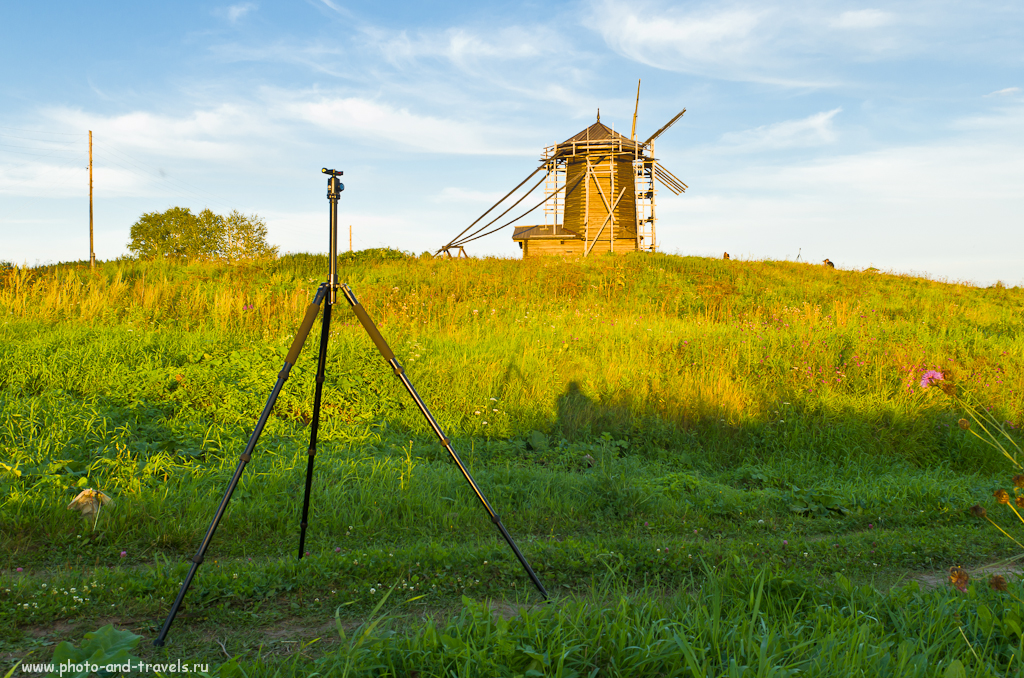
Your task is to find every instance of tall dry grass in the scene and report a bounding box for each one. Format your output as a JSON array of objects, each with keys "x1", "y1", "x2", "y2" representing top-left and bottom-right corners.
[{"x1": 2, "y1": 251, "x2": 1021, "y2": 466}]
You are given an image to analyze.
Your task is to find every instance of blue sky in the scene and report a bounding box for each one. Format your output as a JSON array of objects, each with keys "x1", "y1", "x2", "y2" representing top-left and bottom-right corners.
[{"x1": 1, "y1": 1, "x2": 1022, "y2": 285}]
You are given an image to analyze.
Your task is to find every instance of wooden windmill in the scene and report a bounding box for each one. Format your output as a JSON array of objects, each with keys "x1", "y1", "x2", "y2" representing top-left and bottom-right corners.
[{"x1": 438, "y1": 82, "x2": 687, "y2": 258}]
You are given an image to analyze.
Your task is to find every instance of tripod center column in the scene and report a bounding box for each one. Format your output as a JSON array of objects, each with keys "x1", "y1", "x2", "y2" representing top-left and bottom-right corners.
[{"x1": 326, "y1": 173, "x2": 344, "y2": 305}]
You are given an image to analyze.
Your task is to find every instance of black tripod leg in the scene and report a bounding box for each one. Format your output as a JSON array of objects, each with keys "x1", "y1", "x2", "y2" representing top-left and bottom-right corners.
[
  {"x1": 153, "y1": 284, "x2": 327, "y2": 647},
  {"x1": 298, "y1": 299, "x2": 332, "y2": 559},
  {"x1": 340, "y1": 284, "x2": 548, "y2": 599}
]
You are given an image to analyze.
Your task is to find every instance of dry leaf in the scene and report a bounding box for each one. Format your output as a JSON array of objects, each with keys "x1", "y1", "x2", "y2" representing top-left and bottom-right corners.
[{"x1": 67, "y1": 489, "x2": 113, "y2": 517}]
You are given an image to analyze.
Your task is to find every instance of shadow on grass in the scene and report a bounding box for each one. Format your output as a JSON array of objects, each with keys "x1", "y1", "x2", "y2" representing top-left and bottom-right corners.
[{"x1": 545, "y1": 378, "x2": 1012, "y2": 474}]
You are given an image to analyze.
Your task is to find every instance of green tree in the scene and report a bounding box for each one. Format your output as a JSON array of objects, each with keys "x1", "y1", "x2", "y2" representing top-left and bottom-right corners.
[
  {"x1": 222, "y1": 210, "x2": 279, "y2": 261},
  {"x1": 127, "y1": 207, "x2": 276, "y2": 261}
]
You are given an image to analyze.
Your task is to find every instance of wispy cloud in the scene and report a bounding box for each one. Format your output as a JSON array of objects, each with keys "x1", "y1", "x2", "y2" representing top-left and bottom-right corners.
[
  {"x1": 584, "y1": 0, "x2": 914, "y2": 85},
  {"x1": 0, "y1": 157, "x2": 166, "y2": 199},
  {"x1": 662, "y1": 142, "x2": 1024, "y2": 283},
  {"x1": 829, "y1": 9, "x2": 895, "y2": 29},
  {"x1": 985, "y1": 87, "x2": 1021, "y2": 97},
  {"x1": 209, "y1": 39, "x2": 353, "y2": 80},
  {"x1": 22, "y1": 82, "x2": 544, "y2": 178},
  {"x1": 948, "y1": 101, "x2": 1024, "y2": 143},
  {"x1": 354, "y1": 23, "x2": 596, "y2": 110},
  {"x1": 0, "y1": 103, "x2": 283, "y2": 201},
  {"x1": 226, "y1": 3, "x2": 256, "y2": 23},
  {"x1": 659, "y1": 104, "x2": 1024, "y2": 285},
  {"x1": 585, "y1": 0, "x2": 779, "y2": 83},
  {"x1": 369, "y1": 25, "x2": 558, "y2": 66},
  {"x1": 313, "y1": 0, "x2": 355, "y2": 20},
  {"x1": 43, "y1": 104, "x2": 271, "y2": 160},
  {"x1": 209, "y1": 19, "x2": 593, "y2": 117},
  {"x1": 275, "y1": 92, "x2": 535, "y2": 155},
  {"x1": 719, "y1": 108, "x2": 841, "y2": 151}
]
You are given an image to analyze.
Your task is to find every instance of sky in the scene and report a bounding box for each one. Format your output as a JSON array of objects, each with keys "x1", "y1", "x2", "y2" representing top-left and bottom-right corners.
[{"x1": 1, "y1": 0, "x2": 1022, "y2": 285}]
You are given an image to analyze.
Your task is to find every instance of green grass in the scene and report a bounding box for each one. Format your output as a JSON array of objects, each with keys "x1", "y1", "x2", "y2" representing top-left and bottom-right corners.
[{"x1": 1, "y1": 251, "x2": 1023, "y2": 675}]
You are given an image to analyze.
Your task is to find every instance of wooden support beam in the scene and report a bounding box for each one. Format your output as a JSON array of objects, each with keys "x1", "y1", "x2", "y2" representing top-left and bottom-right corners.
[
  {"x1": 609, "y1": 151, "x2": 615, "y2": 252},
  {"x1": 585, "y1": 187, "x2": 627, "y2": 257}
]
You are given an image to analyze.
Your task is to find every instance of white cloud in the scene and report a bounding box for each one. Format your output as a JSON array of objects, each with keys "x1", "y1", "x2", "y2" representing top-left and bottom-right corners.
[
  {"x1": 0, "y1": 87, "x2": 541, "y2": 202},
  {"x1": 354, "y1": 24, "x2": 595, "y2": 110},
  {"x1": 209, "y1": 40, "x2": 352, "y2": 80},
  {"x1": 586, "y1": 1, "x2": 778, "y2": 82},
  {"x1": 0, "y1": 104, "x2": 282, "y2": 204},
  {"x1": 316, "y1": 0, "x2": 353, "y2": 19},
  {"x1": 226, "y1": 3, "x2": 256, "y2": 23},
  {"x1": 276, "y1": 93, "x2": 535, "y2": 155},
  {"x1": 950, "y1": 102, "x2": 1024, "y2": 135},
  {"x1": 985, "y1": 87, "x2": 1021, "y2": 97},
  {"x1": 719, "y1": 108, "x2": 841, "y2": 151},
  {"x1": 585, "y1": 0, "x2": 914, "y2": 85},
  {"x1": 830, "y1": 9, "x2": 894, "y2": 29},
  {"x1": 210, "y1": 21, "x2": 592, "y2": 119},
  {"x1": 42, "y1": 104, "x2": 272, "y2": 160},
  {"x1": 660, "y1": 135, "x2": 1024, "y2": 286},
  {"x1": 371, "y1": 26, "x2": 556, "y2": 66}
]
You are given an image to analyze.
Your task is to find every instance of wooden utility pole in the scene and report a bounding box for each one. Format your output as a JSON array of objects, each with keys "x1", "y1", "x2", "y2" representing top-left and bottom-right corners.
[{"x1": 89, "y1": 131, "x2": 95, "y2": 268}]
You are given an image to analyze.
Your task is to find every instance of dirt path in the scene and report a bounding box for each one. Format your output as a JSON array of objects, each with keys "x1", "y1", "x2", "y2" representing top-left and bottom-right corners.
[{"x1": 905, "y1": 558, "x2": 1024, "y2": 590}]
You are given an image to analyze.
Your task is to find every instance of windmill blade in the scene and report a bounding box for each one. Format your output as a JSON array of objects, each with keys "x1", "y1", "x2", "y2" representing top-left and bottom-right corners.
[
  {"x1": 631, "y1": 79, "x2": 641, "y2": 141},
  {"x1": 642, "y1": 108, "x2": 686, "y2": 147},
  {"x1": 654, "y1": 163, "x2": 687, "y2": 195},
  {"x1": 653, "y1": 162, "x2": 687, "y2": 195}
]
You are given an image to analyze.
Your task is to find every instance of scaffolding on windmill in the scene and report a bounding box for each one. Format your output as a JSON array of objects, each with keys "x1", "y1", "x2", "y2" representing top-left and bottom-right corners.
[{"x1": 436, "y1": 81, "x2": 687, "y2": 258}]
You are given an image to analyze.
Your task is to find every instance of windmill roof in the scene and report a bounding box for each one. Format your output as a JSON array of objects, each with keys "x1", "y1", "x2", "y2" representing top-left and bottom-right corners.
[
  {"x1": 512, "y1": 224, "x2": 582, "y2": 240},
  {"x1": 552, "y1": 121, "x2": 642, "y2": 158}
]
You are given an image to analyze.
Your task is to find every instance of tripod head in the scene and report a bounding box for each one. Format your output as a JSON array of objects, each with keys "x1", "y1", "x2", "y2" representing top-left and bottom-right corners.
[{"x1": 323, "y1": 168, "x2": 344, "y2": 199}]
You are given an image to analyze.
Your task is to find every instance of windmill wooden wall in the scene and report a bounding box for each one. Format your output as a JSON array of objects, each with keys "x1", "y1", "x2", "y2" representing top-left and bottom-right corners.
[{"x1": 562, "y1": 155, "x2": 638, "y2": 254}]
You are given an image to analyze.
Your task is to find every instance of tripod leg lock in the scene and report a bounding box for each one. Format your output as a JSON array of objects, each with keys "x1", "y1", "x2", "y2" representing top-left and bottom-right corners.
[
  {"x1": 490, "y1": 513, "x2": 501, "y2": 524},
  {"x1": 307, "y1": 446, "x2": 317, "y2": 458},
  {"x1": 192, "y1": 554, "x2": 205, "y2": 565}
]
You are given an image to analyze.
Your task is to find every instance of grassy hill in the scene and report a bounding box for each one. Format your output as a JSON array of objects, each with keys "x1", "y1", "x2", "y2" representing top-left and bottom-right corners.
[{"x1": 2, "y1": 252, "x2": 1023, "y2": 675}]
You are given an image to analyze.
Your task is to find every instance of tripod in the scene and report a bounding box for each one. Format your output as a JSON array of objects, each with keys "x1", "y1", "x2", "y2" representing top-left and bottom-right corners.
[{"x1": 153, "y1": 168, "x2": 548, "y2": 647}]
